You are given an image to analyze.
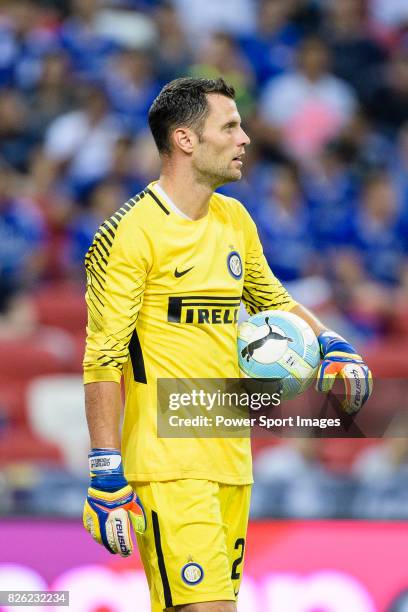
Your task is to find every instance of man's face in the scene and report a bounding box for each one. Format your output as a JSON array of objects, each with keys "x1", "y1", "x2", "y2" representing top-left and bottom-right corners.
[
  {"x1": 300, "y1": 42, "x2": 329, "y2": 79},
  {"x1": 191, "y1": 94, "x2": 250, "y2": 188}
]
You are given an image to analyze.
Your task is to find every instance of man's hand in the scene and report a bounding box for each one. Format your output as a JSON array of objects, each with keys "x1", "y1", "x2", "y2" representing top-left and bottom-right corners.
[
  {"x1": 83, "y1": 449, "x2": 146, "y2": 556},
  {"x1": 316, "y1": 331, "x2": 373, "y2": 414}
]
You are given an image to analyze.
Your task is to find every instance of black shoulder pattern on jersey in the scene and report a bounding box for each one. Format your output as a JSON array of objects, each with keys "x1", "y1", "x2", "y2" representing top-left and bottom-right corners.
[
  {"x1": 84, "y1": 190, "x2": 147, "y2": 368},
  {"x1": 145, "y1": 187, "x2": 170, "y2": 215},
  {"x1": 85, "y1": 189, "x2": 146, "y2": 272},
  {"x1": 243, "y1": 253, "x2": 292, "y2": 315}
]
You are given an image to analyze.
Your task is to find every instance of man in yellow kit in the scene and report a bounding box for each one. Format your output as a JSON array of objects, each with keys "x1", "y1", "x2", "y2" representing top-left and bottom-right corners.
[{"x1": 82, "y1": 78, "x2": 372, "y2": 611}]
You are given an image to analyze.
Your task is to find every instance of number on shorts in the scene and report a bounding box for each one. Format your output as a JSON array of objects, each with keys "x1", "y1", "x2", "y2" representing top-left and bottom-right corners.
[{"x1": 231, "y1": 538, "x2": 245, "y2": 580}]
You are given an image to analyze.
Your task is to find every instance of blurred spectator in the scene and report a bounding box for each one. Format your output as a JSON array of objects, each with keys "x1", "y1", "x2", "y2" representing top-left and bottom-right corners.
[
  {"x1": 367, "y1": 46, "x2": 408, "y2": 135},
  {"x1": 390, "y1": 122, "x2": 408, "y2": 222},
  {"x1": 0, "y1": 279, "x2": 35, "y2": 339},
  {"x1": 219, "y1": 142, "x2": 275, "y2": 219},
  {"x1": 252, "y1": 438, "x2": 355, "y2": 518},
  {"x1": 369, "y1": 0, "x2": 408, "y2": 30},
  {"x1": 353, "y1": 431, "x2": 408, "y2": 518},
  {"x1": 27, "y1": 51, "x2": 76, "y2": 141},
  {"x1": 0, "y1": 162, "x2": 47, "y2": 289},
  {"x1": 153, "y1": 3, "x2": 193, "y2": 83},
  {"x1": 393, "y1": 120, "x2": 408, "y2": 172},
  {"x1": 102, "y1": 133, "x2": 160, "y2": 197},
  {"x1": 172, "y1": 0, "x2": 256, "y2": 45},
  {"x1": 128, "y1": 130, "x2": 161, "y2": 187},
  {"x1": 321, "y1": 0, "x2": 386, "y2": 102},
  {"x1": 284, "y1": 0, "x2": 323, "y2": 36},
  {"x1": 0, "y1": 469, "x2": 12, "y2": 513},
  {"x1": 354, "y1": 171, "x2": 406, "y2": 284},
  {"x1": 238, "y1": 0, "x2": 302, "y2": 88},
  {"x1": 303, "y1": 139, "x2": 359, "y2": 250},
  {"x1": 339, "y1": 109, "x2": 392, "y2": 172},
  {"x1": 104, "y1": 49, "x2": 160, "y2": 134},
  {"x1": 0, "y1": 89, "x2": 35, "y2": 172},
  {"x1": 43, "y1": 84, "x2": 121, "y2": 200},
  {"x1": 100, "y1": 135, "x2": 142, "y2": 197},
  {"x1": 0, "y1": 280, "x2": 75, "y2": 372},
  {"x1": 94, "y1": 5, "x2": 157, "y2": 51},
  {"x1": 0, "y1": 0, "x2": 56, "y2": 90},
  {"x1": 321, "y1": 171, "x2": 406, "y2": 337},
  {"x1": 329, "y1": 251, "x2": 392, "y2": 340},
  {"x1": 256, "y1": 163, "x2": 316, "y2": 281},
  {"x1": 190, "y1": 32, "x2": 255, "y2": 118},
  {"x1": 259, "y1": 36, "x2": 357, "y2": 159},
  {"x1": 3, "y1": 464, "x2": 86, "y2": 516},
  {"x1": 58, "y1": 0, "x2": 118, "y2": 81},
  {"x1": 25, "y1": 150, "x2": 75, "y2": 280},
  {"x1": 392, "y1": 260, "x2": 408, "y2": 336},
  {"x1": 66, "y1": 179, "x2": 126, "y2": 272}
]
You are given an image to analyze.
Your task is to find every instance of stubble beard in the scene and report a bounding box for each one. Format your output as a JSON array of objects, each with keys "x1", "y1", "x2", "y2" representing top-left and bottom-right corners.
[{"x1": 193, "y1": 158, "x2": 242, "y2": 190}]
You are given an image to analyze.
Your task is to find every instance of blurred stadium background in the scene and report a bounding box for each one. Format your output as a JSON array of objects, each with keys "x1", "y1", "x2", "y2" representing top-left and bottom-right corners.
[{"x1": 0, "y1": 0, "x2": 408, "y2": 610}]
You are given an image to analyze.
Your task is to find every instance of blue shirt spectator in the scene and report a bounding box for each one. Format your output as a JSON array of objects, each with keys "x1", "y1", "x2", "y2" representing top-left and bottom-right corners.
[
  {"x1": 0, "y1": 3, "x2": 57, "y2": 91},
  {"x1": 352, "y1": 172, "x2": 406, "y2": 284},
  {"x1": 321, "y1": 0, "x2": 386, "y2": 103},
  {"x1": 238, "y1": 0, "x2": 302, "y2": 88},
  {"x1": 43, "y1": 85, "x2": 121, "y2": 201},
  {"x1": 66, "y1": 180, "x2": 126, "y2": 270},
  {"x1": 303, "y1": 142, "x2": 359, "y2": 251},
  {"x1": 0, "y1": 165, "x2": 46, "y2": 285},
  {"x1": 218, "y1": 155, "x2": 275, "y2": 222},
  {"x1": 104, "y1": 50, "x2": 160, "y2": 135},
  {"x1": 256, "y1": 164, "x2": 315, "y2": 281},
  {"x1": 58, "y1": 0, "x2": 119, "y2": 82}
]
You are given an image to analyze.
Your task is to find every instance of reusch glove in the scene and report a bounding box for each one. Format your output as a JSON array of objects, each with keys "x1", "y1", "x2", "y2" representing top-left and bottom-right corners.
[
  {"x1": 316, "y1": 331, "x2": 373, "y2": 414},
  {"x1": 83, "y1": 448, "x2": 146, "y2": 556}
]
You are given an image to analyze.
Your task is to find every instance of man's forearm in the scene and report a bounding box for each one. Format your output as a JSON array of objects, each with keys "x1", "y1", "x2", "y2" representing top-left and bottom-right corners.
[
  {"x1": 289, "y1": 303, "x2": 327, "y2": 338},
  {"x1": 84, "y1": 381, "x2": 123, "y2": 449}
]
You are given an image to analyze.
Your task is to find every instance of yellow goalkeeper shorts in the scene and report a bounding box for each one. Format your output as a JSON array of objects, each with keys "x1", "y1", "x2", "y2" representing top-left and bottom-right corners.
[{"x1": 131, "y1": 479, "x2": 251, "y2": 611}]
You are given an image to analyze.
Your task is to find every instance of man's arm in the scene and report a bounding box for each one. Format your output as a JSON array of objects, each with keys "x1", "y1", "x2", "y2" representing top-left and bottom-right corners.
[
  {"x1": 85, "y1": 381, "x2": 122, "y2": 449},
  {"x1": 289, "y1": 303, "x2": 326, "y2": 337},
  {"x1": 241, "y1": 206, "x2": 372, "y2": 413},
  {"x1": 83, "y1": 382, "x2": 146, "y2": 558},
  {"x1": 82, "y1": 208, "x2": 152, "y2": 555}
]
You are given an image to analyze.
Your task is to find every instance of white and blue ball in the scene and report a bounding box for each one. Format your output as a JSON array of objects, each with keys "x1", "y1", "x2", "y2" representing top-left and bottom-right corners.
[{"x1": 237, "y1": 310, "x2": 320, "y2": 398}]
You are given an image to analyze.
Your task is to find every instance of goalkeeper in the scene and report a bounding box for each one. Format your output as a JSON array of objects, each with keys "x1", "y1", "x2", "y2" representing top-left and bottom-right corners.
[{"x1": 82, "y1": 77, "x2": 372, "y2": 611}]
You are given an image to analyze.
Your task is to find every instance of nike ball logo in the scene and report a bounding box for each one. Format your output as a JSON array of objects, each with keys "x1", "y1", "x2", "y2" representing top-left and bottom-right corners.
[{"x1": 174, "y1": 266, "x2": 194, "y2": 278}]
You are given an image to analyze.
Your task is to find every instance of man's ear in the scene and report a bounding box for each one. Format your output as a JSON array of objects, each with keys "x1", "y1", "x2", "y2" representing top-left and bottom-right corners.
[{"x1": 172, "y1": 127, "x2": 196, "y2": 154}]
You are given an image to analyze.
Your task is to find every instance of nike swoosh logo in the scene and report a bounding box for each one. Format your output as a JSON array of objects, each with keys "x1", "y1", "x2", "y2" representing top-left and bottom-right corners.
[{"x1": 174, "y1": 266, "x2": 194, "y2": 278}]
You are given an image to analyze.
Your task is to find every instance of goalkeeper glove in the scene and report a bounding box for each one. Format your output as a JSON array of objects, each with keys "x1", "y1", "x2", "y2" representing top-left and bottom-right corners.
[
  {"x1": 83, "y1": 448, "x2": 146, "y2": 557},
  {"x1": 316, "y1": 331, "x2": 373, "y2": 414}
]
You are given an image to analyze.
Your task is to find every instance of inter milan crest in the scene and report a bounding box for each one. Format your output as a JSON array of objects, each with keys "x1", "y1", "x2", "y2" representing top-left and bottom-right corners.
[
  {"x1": 181, "y1": 562, "x2": 204, "y2": 585},
  {"x1": 227, "y1": 251, "x2": 243, "y2": 280}
]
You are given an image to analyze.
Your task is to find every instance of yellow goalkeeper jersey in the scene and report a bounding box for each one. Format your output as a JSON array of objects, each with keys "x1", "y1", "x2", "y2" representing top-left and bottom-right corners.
[{"x1": 83, "y1": 182, "x2": 296, "y2": 484}]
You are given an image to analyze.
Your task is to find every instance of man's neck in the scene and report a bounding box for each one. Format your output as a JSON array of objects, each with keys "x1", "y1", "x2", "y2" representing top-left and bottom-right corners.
[{"x1": 157, "y1": 171, "x2": 214, "y2": 221}]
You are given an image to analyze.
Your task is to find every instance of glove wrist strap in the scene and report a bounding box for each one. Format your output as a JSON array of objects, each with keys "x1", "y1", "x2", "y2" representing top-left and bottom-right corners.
[
  {"x1": 89, "y1": 448, "x2": 128, "y2": 492},
  {"x1": 317, "y1": 330, "x2": 357, "y2": 359}
]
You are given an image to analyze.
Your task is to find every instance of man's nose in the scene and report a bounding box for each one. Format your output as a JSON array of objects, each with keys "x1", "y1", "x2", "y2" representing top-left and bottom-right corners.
[{"x1": 240, "y1": 127, "x2": 250, "y2": 146}]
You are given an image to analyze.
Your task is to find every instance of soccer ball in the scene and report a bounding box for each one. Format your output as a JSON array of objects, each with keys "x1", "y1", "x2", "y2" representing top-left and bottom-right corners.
[{"x1": 237, "y1": 310, "x2": 321, "y2": 399}]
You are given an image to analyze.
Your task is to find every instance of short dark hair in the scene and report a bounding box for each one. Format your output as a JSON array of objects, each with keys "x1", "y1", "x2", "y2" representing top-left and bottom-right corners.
[{"x1": 148, "y1": 77, "x2": 235, "y2": 155}]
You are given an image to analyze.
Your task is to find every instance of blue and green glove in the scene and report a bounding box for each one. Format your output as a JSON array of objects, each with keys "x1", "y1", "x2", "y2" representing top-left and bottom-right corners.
[
  {"x1": 83, "y1": 449, "x2": 146, "y2": 557},
  {"x1": 316, "y1": 331, "x2": 373, "y2": 414}
]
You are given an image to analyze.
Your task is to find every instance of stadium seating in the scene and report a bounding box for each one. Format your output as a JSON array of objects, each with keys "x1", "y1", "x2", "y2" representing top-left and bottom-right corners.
[
  {"x1": 33, "y1": 282, "x2": 86, "y2": 334},
  {"x1": 26, "y1": 374, "x2": 89, "y2": 475},
  {"x1": 0, "y1": 340, "x2": 66, "y2": 381},
  {"x1": 0, "y1": 425, "x2": 62, "y2": 464}
]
